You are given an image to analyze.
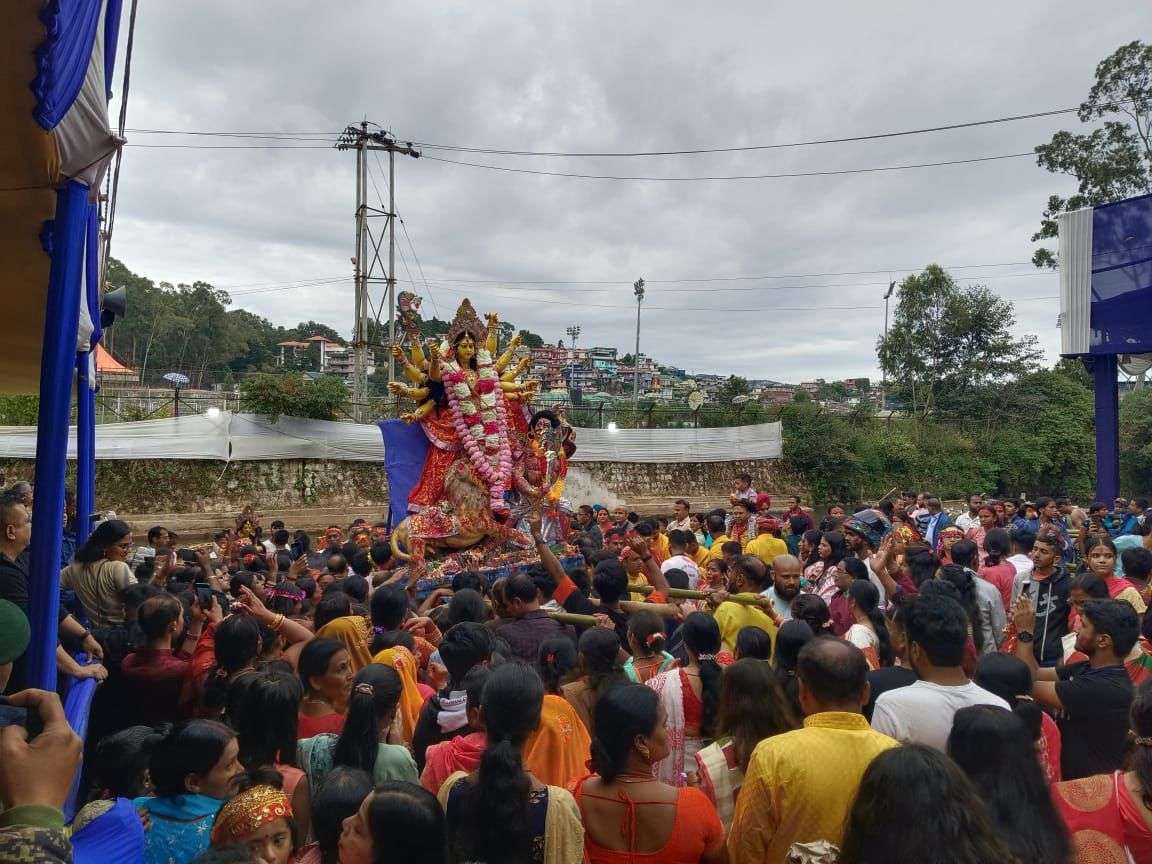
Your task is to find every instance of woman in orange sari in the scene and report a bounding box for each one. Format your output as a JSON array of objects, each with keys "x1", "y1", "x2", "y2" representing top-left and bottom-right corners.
[
  {"x1": 371, "y1": 644, "x2": 425, "y2": 745},
  {"x1": 316, "y1": 615, "x2": 373, "y2": 672},
  {"x1": 1054, "y1": 681, "x2": 1152, "y2": 862}
]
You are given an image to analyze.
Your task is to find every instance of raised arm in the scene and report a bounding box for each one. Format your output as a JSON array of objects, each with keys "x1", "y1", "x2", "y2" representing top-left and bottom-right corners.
[
  {"x1": 388, "y1": 383, "x2": 430, "y2": 401},
  {"x1": 627, "y1": 536, "x2": 670, "y2": 593},
  {"x1": 392, "y1": 345, "x2": 426, "y2": 384},
  {"x1": 400, "y1": 400, "x2": 436, "y2": 424},
  {"x1": 1010, "y1": 594, "x2": 1061, "y2": 708},
  {"x1": 501, "y1": 379, "x2": 539, "y2": 397},
  {"x1": 495, "y1": 333, "x2": 523, "y2": 373},
  {"x1": 234, "y1": 586, "x2": 312, "y2": 645},
  {"x1": 484, "y1": 313, "x2": 500, "y2": 356},
  {"x1": 501, "y1": 356, "x2": 531, "y2": 381},
  {"x1": 529, "y1": 513, "x2": 568, "y2": 588}
]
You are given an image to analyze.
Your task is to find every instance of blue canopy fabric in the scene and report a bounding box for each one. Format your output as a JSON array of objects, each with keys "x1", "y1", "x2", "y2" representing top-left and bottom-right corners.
[
  {"x1": 102, "y1": 0, "x2": 124, "y2": 99},
  {"x1": 25, "y1": 179, "x2": 90, "y2": 693},
  {"x1": 379, "y1": 419, "x2": 431, "y2": 528},
  {"x1": 32, "y1": 0, "x2": 104, "y2": 129}
]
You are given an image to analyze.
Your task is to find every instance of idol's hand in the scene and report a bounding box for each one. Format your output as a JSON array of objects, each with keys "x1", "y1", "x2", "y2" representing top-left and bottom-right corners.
[
  {"x1": 388, "y1": 382, "x2": 405, "y2": 395},
  {"x1": 485, "y1": 312, "x2": 500, "y2": 327},
  {"x1": 400, "y1": 412, "x2": 418, "y2": 424},
  {"x1": 391, "y1": 346, "x2": 404, "y2": 359}
]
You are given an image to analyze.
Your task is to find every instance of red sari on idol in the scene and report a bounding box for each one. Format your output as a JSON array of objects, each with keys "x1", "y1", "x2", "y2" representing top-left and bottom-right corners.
[{"x1": 406, "y1": 407, "x2": 465, "y2": 512}]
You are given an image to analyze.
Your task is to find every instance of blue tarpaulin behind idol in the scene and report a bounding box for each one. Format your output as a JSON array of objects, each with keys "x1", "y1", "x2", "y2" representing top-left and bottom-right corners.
[{"x1": 380, "y1": 419, "x2": 433, "y2": 528}]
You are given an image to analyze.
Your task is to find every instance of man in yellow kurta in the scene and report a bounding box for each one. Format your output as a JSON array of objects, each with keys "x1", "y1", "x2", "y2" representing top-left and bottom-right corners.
[
  {"x1": 712, "y1": 556, "x2": 778, "y2": 654},
  {"x1": 746, "y1": 516, "x2": 788, "y2": 565},
  {"x1": 728, "y1": 638, "x2": 898, "y2": 863}
]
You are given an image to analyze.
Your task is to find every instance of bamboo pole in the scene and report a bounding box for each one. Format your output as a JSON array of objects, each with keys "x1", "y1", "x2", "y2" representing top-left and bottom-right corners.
[{"x1": 547, "y1": 610, "x2": 599, "y2": 627}]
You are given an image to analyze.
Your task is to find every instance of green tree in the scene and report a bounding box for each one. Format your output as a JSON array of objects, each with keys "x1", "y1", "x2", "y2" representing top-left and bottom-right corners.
[
  {"x1": 0, "y1": 395, "x2": 40, "y2": 425},
  {"x1": 716, "y1": 376, "x2": 751, "y2": 405},
  {"x1": 1031, "y1": 41, "x2": 1152, "y2": 268},
  {"x1": 291, "y1": 321, "x2": 345, "y2": 344},
  {"x1": 816, "y1": 380, "x2": 851, "y2": 402},
  {"x1": 239, "y1": 373, "x2": 349, "y2": 421},
  {"x1": 876, "y1": 265, "x2": 1041, "y2": 420},
  {"x1": 1121, "y1": 388, "x2": 1152, "y2": 494},
  {"x1": 518, "y1": 329, "x2": 544, "y2": 349},
  {"x1": 780, "y1": 402, "x2": 860, "y2": 504}
]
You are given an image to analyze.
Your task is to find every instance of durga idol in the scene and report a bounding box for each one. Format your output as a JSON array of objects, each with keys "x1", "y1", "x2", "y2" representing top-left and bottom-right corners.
[{"x1": 388, "y1": 299, "x2": 539, "y2": 520}]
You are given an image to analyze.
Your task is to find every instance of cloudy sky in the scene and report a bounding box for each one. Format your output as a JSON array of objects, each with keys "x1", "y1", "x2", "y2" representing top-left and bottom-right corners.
[{"x1": 110, "y1": 2, "x2": 1148, "y2": 383}]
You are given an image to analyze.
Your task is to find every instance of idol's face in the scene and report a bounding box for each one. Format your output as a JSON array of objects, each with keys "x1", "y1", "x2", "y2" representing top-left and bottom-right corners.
[{"x1": 456, "y1": 334, "x2": 476, "y2": 362}]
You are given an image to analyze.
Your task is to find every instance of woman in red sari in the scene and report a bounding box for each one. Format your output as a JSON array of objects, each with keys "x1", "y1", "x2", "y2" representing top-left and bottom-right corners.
[
  {"x1": 1054, "y1": 680, "x2": 1152, "y2": 862},
  {"x1": 1085, "y1": 536, "x2": 1148, "y2": 614}
]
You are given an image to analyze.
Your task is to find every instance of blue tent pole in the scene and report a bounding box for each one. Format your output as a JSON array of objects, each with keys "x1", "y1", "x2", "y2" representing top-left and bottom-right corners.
[
  {"x1": 75, "y1": 206, "x2": 100, "y2": 548},
  {"x1": 26, "y1": 181, "x2": 88, "y2": 692},
  {"x1": 1093, "y1": 354, "x2": 1121, "y2": 502},
  {"x1": 76, "y1": 353, "x2": 95, "y2": 547}
]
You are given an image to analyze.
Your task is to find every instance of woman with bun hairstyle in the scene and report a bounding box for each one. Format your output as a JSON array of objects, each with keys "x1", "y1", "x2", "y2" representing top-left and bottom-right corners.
[
  {"x1": 572, "y1": 683, "x2": 726, "y2": 863},
  {"x1": 624, "y1": 609, "x2": 678, "y2": 683}
]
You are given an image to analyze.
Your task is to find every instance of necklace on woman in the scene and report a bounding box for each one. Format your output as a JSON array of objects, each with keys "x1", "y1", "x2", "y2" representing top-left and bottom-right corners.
[{"x1": 612, "y1": 772, "x2": 656, "y2": 784}]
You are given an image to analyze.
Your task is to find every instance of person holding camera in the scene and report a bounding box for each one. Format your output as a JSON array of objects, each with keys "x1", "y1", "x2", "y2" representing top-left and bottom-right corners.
[{"x1": 0, "y1": 689, "x2": 84, "y2": 863}]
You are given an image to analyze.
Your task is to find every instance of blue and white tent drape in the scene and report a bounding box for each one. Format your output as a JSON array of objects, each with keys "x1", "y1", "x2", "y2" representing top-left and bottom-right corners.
[{"x1": 2, "y1": 0, "x2": 124, "y2": 693}]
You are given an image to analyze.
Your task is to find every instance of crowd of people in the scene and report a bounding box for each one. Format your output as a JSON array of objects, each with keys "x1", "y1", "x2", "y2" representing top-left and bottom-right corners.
[{"x1": 2, "y1": 477, "x2": 1152, "y2": 863}]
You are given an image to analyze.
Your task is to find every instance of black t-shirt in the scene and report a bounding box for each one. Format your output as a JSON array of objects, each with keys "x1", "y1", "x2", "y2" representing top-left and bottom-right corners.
[
  {"x1": 411, "y1": 691, "x2": 475, "y2": 773},
  {"x1": 559, "y1": 583, "x2": 629, "y2": 648},
  {"x1": 1057, "y1": 661, "x2": 1134, "y2": 780},
  {"x1": 864, "y1": 665, "x2": 918, "y2": 721}
]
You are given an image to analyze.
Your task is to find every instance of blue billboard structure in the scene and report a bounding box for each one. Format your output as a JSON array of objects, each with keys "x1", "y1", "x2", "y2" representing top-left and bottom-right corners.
[{"x1": 1059, "y1": 193, "x2": 1152, "y2": 501}]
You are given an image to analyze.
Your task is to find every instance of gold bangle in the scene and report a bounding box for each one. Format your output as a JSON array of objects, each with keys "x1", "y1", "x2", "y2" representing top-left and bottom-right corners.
[{"x1": 271, "y1": 614, "x2": 285, "y2": 631}]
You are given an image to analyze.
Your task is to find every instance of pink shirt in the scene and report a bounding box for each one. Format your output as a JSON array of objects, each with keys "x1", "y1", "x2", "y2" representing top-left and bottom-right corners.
[{"x1": 978, "y1": 562, "x2": 1016, "y2": 612}]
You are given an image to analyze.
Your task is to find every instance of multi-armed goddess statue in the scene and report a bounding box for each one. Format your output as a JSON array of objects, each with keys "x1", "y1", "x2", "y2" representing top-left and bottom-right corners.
[{"x1": 387, "y1": 298, "x2": 574, "y2": 572}]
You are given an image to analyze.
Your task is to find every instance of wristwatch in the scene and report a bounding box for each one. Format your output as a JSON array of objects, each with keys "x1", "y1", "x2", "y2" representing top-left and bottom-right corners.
[{"x1": 1017, "y1": 631, "x2": 1034, "y2": 643}]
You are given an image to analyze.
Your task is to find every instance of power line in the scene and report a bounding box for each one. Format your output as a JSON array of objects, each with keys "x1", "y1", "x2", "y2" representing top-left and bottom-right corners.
[
  {"x1": 126, "y1": 128, "x2": 340, "y2": 140},
  {"x1": 410, "y1": 274, "x2": 1055, "y2": 297},
  {"x1": 425, "y1": 281, "x2": 1060, "y2": 313},
  {"x1": 365, "y1": 150, "x2": 442, "y2": 319},
  {"x1": 377, "y1": 264, "x2": 1047, "y2": 286},
  {"x1": 420, "y1": 151, "x2": 1034, "y2": 182},
  {"x1": 211, "y1": 274, "x2": 345, "y2": 290},
  {"x1": 398, "y1": 217, "x2": 441, "y2": 318},
  {"x1": 123, "y1": 104, "x2": 1088, "y2": 158},
  {"x1": 428, "y1": 282, "x2": 876, "y2": 311},
  {"x1": 125, "y1": 143, "x2": 332, "y2": 150},
  {"x1": 206, "y1": 263, "x2": 1053, "y2": 299},
  {"x1": 227, "y1": 277, "x2": 348, "y2": 297}
]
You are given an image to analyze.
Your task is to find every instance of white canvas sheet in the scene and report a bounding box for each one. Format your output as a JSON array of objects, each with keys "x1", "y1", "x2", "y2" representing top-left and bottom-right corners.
[{"x1": 0, "y1": 413, "x2": 781, "y2": 464}]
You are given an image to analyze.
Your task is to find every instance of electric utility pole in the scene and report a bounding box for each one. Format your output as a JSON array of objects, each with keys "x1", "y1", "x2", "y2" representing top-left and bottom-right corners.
[
  {"x1": 881, "y1": 280, "x2": 895, "y2": 411},
  {"x1": 335, "y1": 123, "x2": 420, "y2": 418},
  {"x1": 633, "y1": 278, "x2": 645, "y2": 403}
]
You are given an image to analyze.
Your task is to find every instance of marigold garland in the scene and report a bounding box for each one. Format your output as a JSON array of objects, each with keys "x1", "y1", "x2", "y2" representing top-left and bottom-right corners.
[{"x1": 442, "y1": 348, "x2": 512, "y2": 513}]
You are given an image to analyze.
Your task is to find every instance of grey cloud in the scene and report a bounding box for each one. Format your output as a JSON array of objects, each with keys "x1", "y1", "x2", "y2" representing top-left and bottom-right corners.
[{"x1": 110, "y1": 0, "x2": 1148, "y2": 382}]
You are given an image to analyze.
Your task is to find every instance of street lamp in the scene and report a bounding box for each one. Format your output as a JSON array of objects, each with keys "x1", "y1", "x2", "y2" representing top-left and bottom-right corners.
[
  {"x1": 633, "y1": 278, "x2": 645, "y2": 403},
  {"x1": 881, "y1": 280, "x2": 896, "y2": 410}
]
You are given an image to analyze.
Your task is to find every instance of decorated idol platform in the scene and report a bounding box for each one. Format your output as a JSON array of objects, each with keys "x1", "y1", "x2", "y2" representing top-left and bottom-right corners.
[{"x1": 379, "y1": 297, "x2": 585, "y2": 596}]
